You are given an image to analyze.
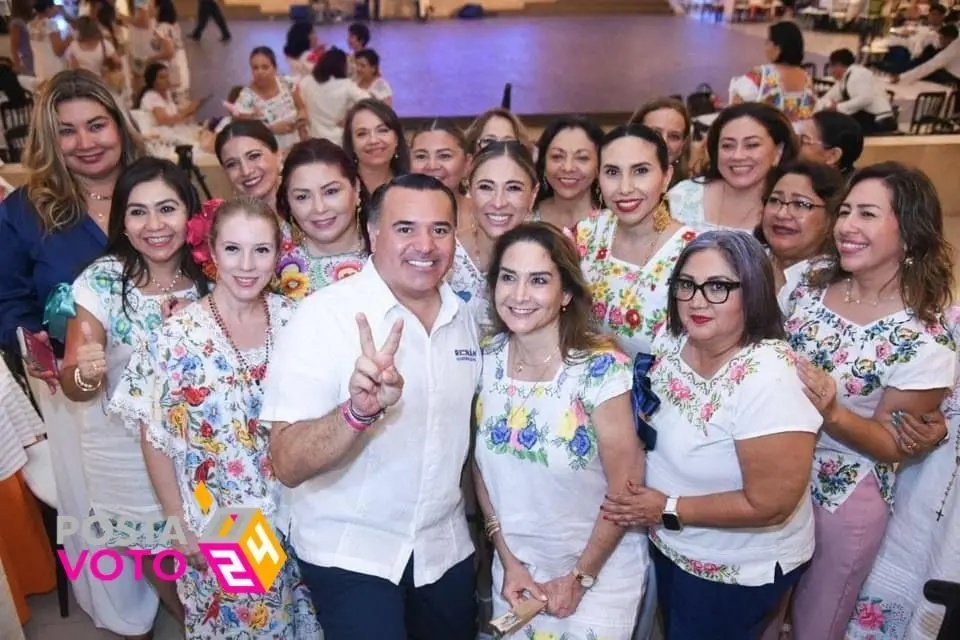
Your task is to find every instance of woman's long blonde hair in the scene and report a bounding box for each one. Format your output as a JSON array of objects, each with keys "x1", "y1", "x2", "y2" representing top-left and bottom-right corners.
[{"x1": 25, "y1": 69, "x2": 143, "y2": 233}]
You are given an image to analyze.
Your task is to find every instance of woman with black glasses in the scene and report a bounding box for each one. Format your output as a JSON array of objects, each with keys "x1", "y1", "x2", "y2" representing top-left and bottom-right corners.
[{"x1": 602, "y1": 230, "x2": 822, "y2": 638}]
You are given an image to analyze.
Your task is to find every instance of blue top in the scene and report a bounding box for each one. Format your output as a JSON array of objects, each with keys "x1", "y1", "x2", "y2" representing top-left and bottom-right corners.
[{"x1": 0, "y1": 188, "x2": 107, "y2": 355}]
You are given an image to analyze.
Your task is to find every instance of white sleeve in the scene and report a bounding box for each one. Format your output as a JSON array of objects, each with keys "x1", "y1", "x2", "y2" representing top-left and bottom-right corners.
[
  {"x1": 71, "y1": 260, "x2": 112, "y2": 327},
  {"x1": 140, "y1": 91, "x2": 164, "y2": 112},
  {"x1": 885, "y1": 329, "x2": 956, "y2": 391},
  {"x1": 817, "y1": 82, "x2": 844, "y2": 110},
  {"x1": 732, "y1": 344, "x2": 822, "y2": 440},
  {"x1": 64, "y1": 40, "x2": 79, "y2": 62},
  {"x1": 259, "y1": 300, "x2": 346, "y2": 427},
  {"x1": 901, "y1": 40, "x2": 960, "y2": 84},
  {"x1": 836, "y1": 67, "x2": 874, "y2": 114}
]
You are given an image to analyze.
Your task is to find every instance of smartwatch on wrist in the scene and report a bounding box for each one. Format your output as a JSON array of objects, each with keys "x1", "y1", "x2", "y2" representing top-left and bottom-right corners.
[{"x1": 662, "y1": 496, "x2": 683, "y2": 532}]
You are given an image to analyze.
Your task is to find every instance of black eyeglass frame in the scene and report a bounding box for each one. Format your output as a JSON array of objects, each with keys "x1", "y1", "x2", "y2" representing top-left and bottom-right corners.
[{"x1": 670, "y1": 277, "x2": 743, "y2": 304}]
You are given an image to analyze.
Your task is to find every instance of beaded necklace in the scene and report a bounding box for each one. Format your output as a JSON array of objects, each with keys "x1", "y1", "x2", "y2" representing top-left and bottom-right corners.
[{"x1": 208, "y1": 294, "x2": 272, "y2": 387}]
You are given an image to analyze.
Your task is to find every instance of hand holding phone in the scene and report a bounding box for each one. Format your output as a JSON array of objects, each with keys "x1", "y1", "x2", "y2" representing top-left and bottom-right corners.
[{"x1": 21, "y1": 329, "x2": 59, "y2": 394}]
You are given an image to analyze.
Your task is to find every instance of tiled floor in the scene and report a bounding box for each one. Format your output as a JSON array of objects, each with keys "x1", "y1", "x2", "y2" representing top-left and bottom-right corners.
[{"x1": 23, "y1": 589, "x2": 180, "y2": 640}]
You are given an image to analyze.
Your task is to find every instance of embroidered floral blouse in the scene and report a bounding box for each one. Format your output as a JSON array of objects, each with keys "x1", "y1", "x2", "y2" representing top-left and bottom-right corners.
[
  {"x1": 446, "y1": 240, "x2": 491, "y2": 331},
  {"x1": 783, "y1": 278, "x2": 956, "y2": 512},
  {"x1": 729, "y1": 64, "x2": 818, "y2": 123},
  {"x1": 576, "y1": 209, "x2": 698, "y2": 357},
  {"x1": 273, "y1": 224, "x2": 368, "y2": 300},
  {"x1": 109, "y1": 294, "x2": 296, "y2": 536},
  {"x1": 474, "y1": 337, "x2": 648, "y2": 637},
  {"x1": 645, "y1": 332, "x2": 822, "y2": 586}
]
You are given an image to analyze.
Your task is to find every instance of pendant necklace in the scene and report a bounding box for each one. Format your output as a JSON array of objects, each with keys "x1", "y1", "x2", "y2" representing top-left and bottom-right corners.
[{"x1": 844, "y1": 278, "x2": 898, "y2": 307}]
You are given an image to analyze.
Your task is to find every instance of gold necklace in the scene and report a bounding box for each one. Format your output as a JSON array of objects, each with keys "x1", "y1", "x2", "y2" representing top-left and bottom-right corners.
[
  {"x1": 844, "y1": 278, "x2": 899, "y2": 306},
  {"x1": 513, "y1": 341, "x2": 560, "y2": 374}
]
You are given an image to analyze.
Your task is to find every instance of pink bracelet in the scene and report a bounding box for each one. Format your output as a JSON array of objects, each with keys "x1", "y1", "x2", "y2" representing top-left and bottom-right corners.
[{"x1": 340, "y1": 401, "x2": 384, "y2": 432}]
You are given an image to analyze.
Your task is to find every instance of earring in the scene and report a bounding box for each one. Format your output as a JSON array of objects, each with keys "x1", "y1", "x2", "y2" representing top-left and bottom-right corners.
[
  {"x1": 653, "y1": 197, "x2": 672, "y2": 233},
  {"x1": 904, "y1": 256, "x2": 914, "y2": 267},
  {"x1": 460, "y1": 177, "x2": 469, "y2": 196}
]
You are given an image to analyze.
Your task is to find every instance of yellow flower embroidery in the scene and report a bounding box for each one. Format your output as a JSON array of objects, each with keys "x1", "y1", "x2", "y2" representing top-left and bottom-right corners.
[
  {"x1": 249, "y1": 601, "x2": 269, "y2": 629},
  {"x1": 168, "y1": 404, "x2": 188, "y2": 437},
  {"x1": 474, "y1": 397, "x2": 484, "y2": 425},
  {"x1": 507, "y1": 406, "x2": 528, "y2": 430},
  {"x1": 279, "y1": 271, "x2": 310, "y2": 299},
  {"x1": 557, "y1": 408, "x2": 578, "y2": 440}
]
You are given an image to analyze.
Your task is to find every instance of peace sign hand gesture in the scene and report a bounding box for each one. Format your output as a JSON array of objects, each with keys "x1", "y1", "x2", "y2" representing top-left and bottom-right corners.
[{"x1": 349, "y1": 313, "x2": 405, "y2": 418}]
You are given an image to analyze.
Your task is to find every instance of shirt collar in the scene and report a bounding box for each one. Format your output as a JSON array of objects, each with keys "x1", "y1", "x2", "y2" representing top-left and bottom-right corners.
[{"x1": 359, "y1": 257, "x2": 465, "y2": 331}]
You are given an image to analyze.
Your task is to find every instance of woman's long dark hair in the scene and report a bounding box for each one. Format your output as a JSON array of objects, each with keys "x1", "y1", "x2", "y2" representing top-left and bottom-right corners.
[
  {"x1": 136, "y1": 62, "x2": 167, "y2": 109},
  {"x1": 283, "y1": 21, "x2": 314, "y2": 59},
  {"x1": 103, "y1": 157, "x2": 210, "y2": 316}
]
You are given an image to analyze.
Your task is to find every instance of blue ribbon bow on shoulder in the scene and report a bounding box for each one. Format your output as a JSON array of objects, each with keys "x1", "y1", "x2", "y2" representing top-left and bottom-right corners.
[
  {"x1": 43, "y1": 283, "x2": 77, "y2": 344},
  {"x1": 631, "y1": 352, "x2": 661, "y2": 451}
]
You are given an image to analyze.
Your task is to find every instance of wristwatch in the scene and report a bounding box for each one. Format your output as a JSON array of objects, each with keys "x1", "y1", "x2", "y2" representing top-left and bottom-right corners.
[
  {"x1": 572, "y1": 567, "x2": 596, "y2": 589},
  {"x1": 662, "y1": 496, "x2": 683, "y2": 532}
]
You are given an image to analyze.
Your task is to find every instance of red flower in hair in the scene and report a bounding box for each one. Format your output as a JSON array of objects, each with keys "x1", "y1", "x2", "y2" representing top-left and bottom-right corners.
[{"x1": 187, "y1": 199, "x2": 225, "y2": 279}]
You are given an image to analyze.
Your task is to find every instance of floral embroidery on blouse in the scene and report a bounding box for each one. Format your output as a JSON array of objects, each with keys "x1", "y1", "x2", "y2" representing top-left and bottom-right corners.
[
  {"x1": 784, "y1": 281, "x2": 956, "y2": 511},
  {"x1": 577, "y1": 211, "x2": 697, "y2": 355},
  {"x1": 742, "y1": 64, "x2": 817, "y2": 122},
  {"x1": 447, "y1": 240, "x2": 491, "y2": 329},
  {"x1": 651, "y1": 336, "x2": 792, "y2": 436},
  {"x1": 273, "y1": 228, "x2": 368, "y2": 299},
  {"x1": 846, "y1": 596, "x2": 911, "y2": 639},
  {"x1": 475, "y1": 340, "x2": 631, "y2": 470},
  {"x1": 110, "y1": 294, "x2": 296, "y2": 536},
  {"x1": 649, "y1": 529, "x2": 741, "y2": 584}
]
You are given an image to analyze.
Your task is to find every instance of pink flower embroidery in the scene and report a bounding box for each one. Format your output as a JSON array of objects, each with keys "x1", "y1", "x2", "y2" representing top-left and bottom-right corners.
[
  {"x1": 227, "y1": 459, "x2": 244, "y2": 477},
  {"x1": 700, "y1": 403, "x2": 715, "y2": 422},
  {"x1": 845, "y1": 378, "x2": 865, "y2": 395},
  {"x1": 728, "y1": 361, "x2": 747, "y2": 384},
  {"x1": 820, "y1": 459, "x2": 840, "y2": 477},
  {"x1": 668, "y1": 377, "x2": 692, "y2": 401},
  {"x1": 592, "y1": 302, "x2": 608, "y2": 321},
  {"x1": 833, "y1": 349, "x2": 849, "y2": 365},
  {"x1": 609, "y1": 307, "x2": 623, "y2": 326},
  {"x1": 856, "y1": 601, "x2": 886, "y2": 630},
  {"x1": 876, "y1": 343, "x2": 892, "y2": 360}
]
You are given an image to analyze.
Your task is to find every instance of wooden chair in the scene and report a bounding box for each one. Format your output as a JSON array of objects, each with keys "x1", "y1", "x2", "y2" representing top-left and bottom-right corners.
[
  {"x1": 0, "y1": 98, "x2": 32, "y2": 133},
  {"x1": 4, "y1": 124, "x2": 29, "y2": 164}
]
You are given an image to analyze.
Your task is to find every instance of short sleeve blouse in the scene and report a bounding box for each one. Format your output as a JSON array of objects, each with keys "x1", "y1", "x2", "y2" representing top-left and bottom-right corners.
[
  {"x1": 784, "y1": 277, "x2": 956, "y2": 511},
  {"x1": 645, "y1": 332, "x2": 822, "y2": 586}
]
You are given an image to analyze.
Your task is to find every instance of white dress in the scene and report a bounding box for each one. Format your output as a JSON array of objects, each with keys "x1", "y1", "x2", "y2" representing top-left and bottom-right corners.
[
  {"x1": 65, "y1": 39, "x2": 116, "y2": 74},
  {"x1": 475, "y1": 339, "x2": 647, "y2": 640},
  {"x1": 152, "y1": 22, "x2": 190, "y2": 100},
  {"x1": 235, "y1": 77, "x2": 302, "y2": 150},
  {"x1": 845, "y1": 304, "x2": 960, "y2": 639},
  {"x1": 27, "y1": 17, "x2": 66, "y2": 83},
  {"x1": 576, "y1": 209, "x2": 699, "y2": 357},
  {"x1": 646, "y1": 332, "x2": 822, "y2": 585},
  {"x1": 72, "y1": 255, "x2": 199, "y2": 548},
  {"x1": 298, "y1": 75, "x2": 369, "y2": 144}
]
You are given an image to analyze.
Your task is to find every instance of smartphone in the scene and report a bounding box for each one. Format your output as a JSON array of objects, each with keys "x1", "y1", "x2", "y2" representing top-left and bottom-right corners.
[{"x1": 21, "y1": 328, "x2": 59, "y2": 377}]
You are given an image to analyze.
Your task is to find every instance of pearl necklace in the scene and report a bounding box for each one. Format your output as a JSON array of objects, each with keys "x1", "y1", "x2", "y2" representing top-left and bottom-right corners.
[
  {"x1": 88, "y1": 191, "x2": 112, "y2": 202},
  {"x1": 151, "y1": 269, "x2": 182, "y2": 295},
  {"x1": 208, "y1": 294, "x2": 273, "y2": 387}
]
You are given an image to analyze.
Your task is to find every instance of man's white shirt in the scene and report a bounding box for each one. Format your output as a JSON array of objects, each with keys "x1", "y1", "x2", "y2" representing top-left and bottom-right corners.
[
  {"x1": 260, "y1": 259, "x2": 482, "y2": 587},
  {"x1": 817, "y1": 65, "x2": 894, "y2": 117}
]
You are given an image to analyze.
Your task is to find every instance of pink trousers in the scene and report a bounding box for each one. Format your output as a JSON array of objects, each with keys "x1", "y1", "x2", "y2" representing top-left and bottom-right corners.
[{"x1": 791, "y1": 474, "x2": 890, "y2": 640}]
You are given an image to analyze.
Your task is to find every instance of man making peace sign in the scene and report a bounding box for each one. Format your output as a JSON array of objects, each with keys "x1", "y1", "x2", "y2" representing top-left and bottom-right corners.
[{"x1": 261, "y1": 173, "x2": 482, "y2": 640}]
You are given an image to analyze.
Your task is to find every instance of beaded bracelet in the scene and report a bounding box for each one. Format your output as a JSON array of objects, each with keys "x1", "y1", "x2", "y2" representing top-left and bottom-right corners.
[
  {"x1": 74, "y1": 366, "x2": 101, "y2": 392},
  {"x1": 340, "y1": 401, "x2": 384, "y2": 433}
]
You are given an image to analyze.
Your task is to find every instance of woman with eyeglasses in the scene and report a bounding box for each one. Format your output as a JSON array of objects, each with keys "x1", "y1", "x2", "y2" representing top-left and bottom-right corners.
[
  {"x1": 753, "y1": 160, "x2": 845, "y2": 301},
  {"x1": 602, "y1": 230, "x2": 822, "y2": 638},
  {"x1": 783, "y1": 162, "x2": 955, "y2": 640}
]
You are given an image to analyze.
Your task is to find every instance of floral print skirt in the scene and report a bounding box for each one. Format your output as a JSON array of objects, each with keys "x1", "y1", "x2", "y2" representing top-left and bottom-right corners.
[{"x1": 178, "y1": 535, "x2": 322, "y2": 639}]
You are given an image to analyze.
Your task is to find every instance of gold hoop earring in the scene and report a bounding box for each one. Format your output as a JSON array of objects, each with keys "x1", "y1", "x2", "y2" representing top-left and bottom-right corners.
[{"x1": 653, "y1": 197, "x2": 671, "y2": 233}]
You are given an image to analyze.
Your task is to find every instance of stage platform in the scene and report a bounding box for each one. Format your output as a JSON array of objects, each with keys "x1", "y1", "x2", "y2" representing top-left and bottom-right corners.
[{"x1": 186, "y1": 14, "x2": 828, "y2": 126}]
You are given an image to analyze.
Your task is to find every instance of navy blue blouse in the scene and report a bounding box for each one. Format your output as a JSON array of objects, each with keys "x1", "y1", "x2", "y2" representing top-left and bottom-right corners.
[{"x1": 0, "y1": 188, "x2": 107, "y2": 356}]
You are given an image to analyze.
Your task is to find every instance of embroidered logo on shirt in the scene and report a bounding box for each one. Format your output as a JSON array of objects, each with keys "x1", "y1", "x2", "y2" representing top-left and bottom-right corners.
[{"x1": 455, "y1": 348, "x2": 478, "y2": 362}]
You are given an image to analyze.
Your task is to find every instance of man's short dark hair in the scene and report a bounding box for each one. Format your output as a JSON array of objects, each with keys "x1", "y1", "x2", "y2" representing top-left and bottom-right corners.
[
  {"x1": 941, "y1": 24, "x2": 959, "y2": 39},
  {"x1": 829, "y1": 48, "x2": 856, "y2": 67},
  {"x1": 930, "y1": 3, "x2": 947, "y2": 16},
  {"x1": 367, "y1": 174, "x2": 458, "y2": 227},
  {"x1": 348, "y1": 22, "x2": 371, "y2": 46}
]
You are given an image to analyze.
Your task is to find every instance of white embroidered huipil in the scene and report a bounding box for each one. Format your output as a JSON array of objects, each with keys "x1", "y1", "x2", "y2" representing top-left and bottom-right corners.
[
  {"x1": 782, "y1": 280, "x2": 956, "y2": 512},
  {"x1": 475, "y1": 340, "x2": 646, "y2": 639},
  {"x1": 645, "y1": 333, "x2": 822, "y2": 586},
  {"x1": 576, "y1": 209, "x2": 698, "y2": 357}
]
